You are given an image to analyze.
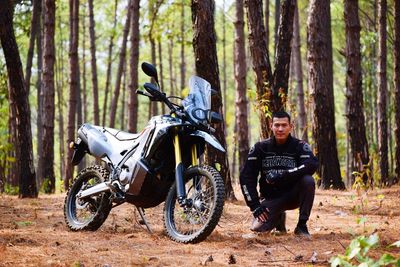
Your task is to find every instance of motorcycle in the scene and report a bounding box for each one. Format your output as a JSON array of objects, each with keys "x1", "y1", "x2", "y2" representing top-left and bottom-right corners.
[{"x1": 64, "y1": 62, "x2": 226, "y2": 243}]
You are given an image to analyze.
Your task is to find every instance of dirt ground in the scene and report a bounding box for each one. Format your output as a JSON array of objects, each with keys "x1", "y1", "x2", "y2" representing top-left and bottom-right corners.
[{"x1": 0, "y1": 185, "x2": 399, "y2": 267}]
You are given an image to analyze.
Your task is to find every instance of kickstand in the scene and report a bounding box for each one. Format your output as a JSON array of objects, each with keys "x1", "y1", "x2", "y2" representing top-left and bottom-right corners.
[{"x1": 137, "y1": 207, "x2": 152, "y2": 234}]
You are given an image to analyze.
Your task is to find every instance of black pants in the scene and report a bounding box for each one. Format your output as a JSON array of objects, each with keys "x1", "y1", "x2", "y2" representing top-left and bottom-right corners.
[{"x1": 251, "y1": 175, "x2": 315, "y2": 232}]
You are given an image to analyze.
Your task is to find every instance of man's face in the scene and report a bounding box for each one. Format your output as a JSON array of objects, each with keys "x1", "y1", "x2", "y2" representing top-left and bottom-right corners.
[{"x1": 271, "y1": 117, "x2": 292, "y2": 144}]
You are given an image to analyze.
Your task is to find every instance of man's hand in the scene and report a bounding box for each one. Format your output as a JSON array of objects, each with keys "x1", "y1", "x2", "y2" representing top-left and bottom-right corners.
[
  {"x1": 265, "y1": 170, "x2": 288, "y2": 184},
  {"x1": 252, "y1": 206, "x2": 269, "y2": 223}
]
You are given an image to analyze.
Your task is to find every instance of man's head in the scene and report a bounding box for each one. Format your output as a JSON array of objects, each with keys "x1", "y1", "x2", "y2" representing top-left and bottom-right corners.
[{"x1": 270, "y1": 111, "x2": 293, "y2": 145}]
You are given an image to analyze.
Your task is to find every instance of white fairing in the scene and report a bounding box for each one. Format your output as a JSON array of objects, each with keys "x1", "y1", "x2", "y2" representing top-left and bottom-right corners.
[{"x1": 182, "y1": 76, "x2": 212, "y2": 124}]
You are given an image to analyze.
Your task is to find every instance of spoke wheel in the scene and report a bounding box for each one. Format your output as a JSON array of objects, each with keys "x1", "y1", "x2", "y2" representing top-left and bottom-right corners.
[
  {"x1": 64, "y1": 165, "x2": 112, "y2": 231},
  {"x1": 164, "y1": 165, "x2": 225, "y2": 243}
]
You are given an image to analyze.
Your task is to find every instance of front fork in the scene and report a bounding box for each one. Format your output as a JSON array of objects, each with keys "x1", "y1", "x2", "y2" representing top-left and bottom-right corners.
[{"x1": 173, "y1": 133, "x2": 198, "y2": 206}]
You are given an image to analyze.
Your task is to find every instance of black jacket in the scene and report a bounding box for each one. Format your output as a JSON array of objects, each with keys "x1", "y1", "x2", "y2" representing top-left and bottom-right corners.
[{"x1": 239, "y1": 135, "x2": 318, "y2": 211}]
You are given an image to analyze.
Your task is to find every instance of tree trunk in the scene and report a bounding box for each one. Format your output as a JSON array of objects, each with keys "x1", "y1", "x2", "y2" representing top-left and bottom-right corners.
[
  {"x1": 271, "y1": 0, "x2": 295, "y2": 112},
  {"x1": 158, "y1": 38, "x2": 166, "y2": 114},
  {"x1": 234, "y1": 0, "x2": 249, "y2": 168},
  {"x1": 39, "y1": 0, "x2": 56, "y2": 193},
  {"x1": 274, "y1": 0, "x2": 280, "y2": 56},
  {"x1": 149, "y1": 36, "x2": 157, "y2": 118},
  {"x1": 264, "y1": 0, "x2": 269, "y2": 49},
  {"x1": 0, "y1": 0, "x2": 38, "y2": 197},
  {"x1": 395, "y1": 0, "x2": 400, "y2": 182},
  {"x1": 180, "y1": 0, "x2": 186, "y2": 92},
  {"x1": 222, "y1": 0, "x2": 227, "y2": 118},
  {"x1": 292, "y1": 1, "x2": 307, "y2": 142},
  {"x1": 344, "y1": 0, "x2": 370, "y2": 186},
  {"x1": 377, "y1": 0, "x2": 389, "y2": 185},
  {"x1": 88, "y1": 0, "x2": 99, "y2": 125},
  {"x1": 36, "y1": 6, "x2": 44, "y2": 188},
  {"x1": 307, "y1": 0, "x2": 345, "y2": 190},
  {"x1": 245, "y1": 0, "x2": 295, "y2": 138},
  {"x1": 64, "y1": 0, "x2": 80, "y2": 190},
  {"x1": 102, "y1": 0, "x2": 118, "y2": 126},
  {"x1": 128, "y1": 0, "x2": 140, "y2": 133},
  {"x1": 191, "y1": 0, "x2": 235, "y2": 200},
  {"x1": 25, "y1": 0, "x2": 41, "y2": 93},
  {"x1": 81, "y1": 10, "x2": 87, "y2": 123},
  {"x1": 110, "y1": 0, "x2": 132, "y2": 128},
  {"x1": 7, "y1": 98, "x2": 18, "y2": 187},
  {"x1": 168, "y1": 33, "x2": 175, "y2": 96},
  {"x1": 245, "y1": 0, "x2": 273, "y2": 139},
  {"x1": 56, "y1": 9, "x2": 65, "y2": 183},
  {"x1": 121, "y1": 62, "x2": 127, "y2": 129}
]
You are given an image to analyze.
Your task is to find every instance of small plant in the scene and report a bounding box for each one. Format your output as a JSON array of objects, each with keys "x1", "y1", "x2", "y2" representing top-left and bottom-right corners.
[{"x1": 330, "y1": 234, "x2": 400, "y2": 267}]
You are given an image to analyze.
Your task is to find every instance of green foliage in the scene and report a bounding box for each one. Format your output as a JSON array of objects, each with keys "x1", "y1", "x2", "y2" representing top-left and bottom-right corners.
[
  {"x1": 330, "y1": 234, "x2": 400, "y2": 267},
  {"x1": 4, "y1": 183, "x2": 19, "y2": 195},
  {"x1": 14, "y1": 220, "x2": 34, "y2": 228}
]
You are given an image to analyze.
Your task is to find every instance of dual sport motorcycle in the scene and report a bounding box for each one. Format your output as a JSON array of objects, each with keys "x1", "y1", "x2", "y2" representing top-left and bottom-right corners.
[{"x1": 64, "y1": 62, "x2": 226, "y2": 243}]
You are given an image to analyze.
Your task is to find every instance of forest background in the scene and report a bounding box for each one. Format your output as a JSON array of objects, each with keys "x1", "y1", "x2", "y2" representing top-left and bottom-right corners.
[{"x1": 0, "y1": 0, "x2": 399, "y2": 196}]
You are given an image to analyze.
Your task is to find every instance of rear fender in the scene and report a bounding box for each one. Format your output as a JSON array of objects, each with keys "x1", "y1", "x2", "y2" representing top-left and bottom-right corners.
[{"x1": 71, "y1": 139, "x2": 88, "y2": 165}]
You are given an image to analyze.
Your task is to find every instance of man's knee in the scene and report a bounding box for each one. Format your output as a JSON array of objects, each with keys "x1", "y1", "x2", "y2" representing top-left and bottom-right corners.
[{"x1": 299, "y1": 175, "x2": 315, "y2": 191}]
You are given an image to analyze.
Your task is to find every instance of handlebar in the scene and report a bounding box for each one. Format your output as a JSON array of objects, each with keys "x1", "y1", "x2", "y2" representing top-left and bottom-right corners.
[{"x1": 136, "y1": 85, "x2": 179, "y2": 115}]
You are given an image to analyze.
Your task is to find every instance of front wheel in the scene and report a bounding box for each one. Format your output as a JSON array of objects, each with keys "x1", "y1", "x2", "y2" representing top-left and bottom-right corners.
[
  {"x1": 64, "y1": 165, "x2": 112, "y2": 231},
  {"x1": 163, "y1": 165, "x2": 225, "y2": 243}
]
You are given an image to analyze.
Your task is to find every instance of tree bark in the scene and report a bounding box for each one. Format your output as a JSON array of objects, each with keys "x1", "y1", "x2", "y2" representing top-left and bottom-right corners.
[
  {"x1": 81, "y1": 10, "x2": 87, "y2": 123},
  {"x1": 271, "y1": 0, "x2": 295, "y2": 112},
  {"x1": 292, "y1": 1, "x2": 307, "y2": 142},
  {"x1": 0, "y1": 0, "x2": 38, "y2": 197},
  {"x1": 64, "y1": 0, "x2": 80, "y2": 190},
  {"x1": 180, "y1": 0, "x2": 186, "y2": 92},
  {"x1": 264, "y1": 0, "x2": 269, "y2": 49},
  {"x1": 222, "y1": 0, "x2": 227, "y2": 118},
  {"x1": 395, "y1": 0, "x2": 400, "y2": 182},
  {"x1": 274, "y1": 0, "x2": 280, "y2": 56},
  {"x1": 377, "y1": 0, "x2": 389, "y2": 185},
  {"x1": 39, "y1": 0, "x2": 56, "y2": 193},
  {"x1": 245, "y1": 0, "x2": 273, "y2": 139},
  {"x1": 168, "y1": 32, "x2": 175, "y2": 96},
  {"x1": 102, "y1": 0, "x2": 118, "y2": 126},
  {"x1": 25, "y1": 0, "x2": 41, "y2": 93},
  {"x1": 307, "y1": 0, "x2": 345, "y2": 189},
  {"x1": 121, "y1": 62, "x2": 127, "y2": 129},
  {"x1": 234, "y1": 0, "x2": 249, "y2": 168},
  {"x1": 245, "y1": 0, "x2": 295, "y2": 139},
  {"x1": 128, "y1": 0, "x2": 140, "y2": 133},
  {"x1": 88, "y1": 0, "x2": 99, "y2": 125},
  {"x1": 36, "y1": 5, "x2": 44, "y2": 187},
  {"x1": 191, "y1": 0, "x2": 235, "y2": 200},
  {"x1": 158, "y1": 38, "x2": 166, "y2": 114},
  {"x1": 109, "y1": 0, "x2": 132, "y2": 128},
  {"x1": 344, "y1": 0, "x2": 370, "y2": 186}
]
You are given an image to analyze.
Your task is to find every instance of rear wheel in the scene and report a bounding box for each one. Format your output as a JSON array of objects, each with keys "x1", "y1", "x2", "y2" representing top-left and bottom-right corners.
[
  {"x1": 64, "y1": 165, "x2": 112, "y2": 231},
  {"x1": 163, "y1": 165, "x2": 225, "y2": 243}
]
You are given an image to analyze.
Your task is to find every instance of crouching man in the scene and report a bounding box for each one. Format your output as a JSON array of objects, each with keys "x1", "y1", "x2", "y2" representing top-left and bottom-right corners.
[{"x1": 240, "y1": 111, "x2": 318, "y2": 238}]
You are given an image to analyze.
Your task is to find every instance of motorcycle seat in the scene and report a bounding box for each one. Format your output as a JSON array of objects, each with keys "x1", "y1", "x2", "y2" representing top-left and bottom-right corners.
[{"x1": 103, "y1": 127, "x2": 140, "y2": 141}]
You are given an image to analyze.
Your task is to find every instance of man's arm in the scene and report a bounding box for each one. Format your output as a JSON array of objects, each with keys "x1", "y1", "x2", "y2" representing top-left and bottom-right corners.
[
  {"x1": 265, "y1": 141, "x2": 318, "y2": 185},
  {"x1": 239, "y1": 143, "x2": 262, "y2": 211},
  {"x1": 287, "y1": 141, "x2": 318, "y2": 178}
]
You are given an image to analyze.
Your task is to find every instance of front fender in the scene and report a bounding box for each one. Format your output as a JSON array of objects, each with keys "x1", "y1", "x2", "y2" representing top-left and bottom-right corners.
[{"x1": 189, "y1": 130, "x2": 225, "y2": 152}]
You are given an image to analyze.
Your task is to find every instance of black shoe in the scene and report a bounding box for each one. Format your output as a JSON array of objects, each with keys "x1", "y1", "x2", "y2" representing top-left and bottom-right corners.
[
  {"x1": 294, "y1": 224, "x2": 311, "y2": 238},
  {"x1": 275, "y1": 212, "x2": 287, "y2": 233}
]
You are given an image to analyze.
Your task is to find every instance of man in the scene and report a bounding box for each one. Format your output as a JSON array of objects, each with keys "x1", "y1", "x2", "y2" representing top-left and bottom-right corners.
[{"x1": 240, "y1": 111, "x2": 318, "y2": 238}]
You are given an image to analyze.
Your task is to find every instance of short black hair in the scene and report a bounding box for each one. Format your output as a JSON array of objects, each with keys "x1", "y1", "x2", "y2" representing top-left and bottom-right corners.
[{"x1": 272, "y1": 111, "x2": 291, "y2": 123}]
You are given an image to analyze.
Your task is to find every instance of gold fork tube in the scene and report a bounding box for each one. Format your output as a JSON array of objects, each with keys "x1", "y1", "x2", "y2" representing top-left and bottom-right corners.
[{"x1": 191, "y1": 144, "x2": 197, "y2": 166}]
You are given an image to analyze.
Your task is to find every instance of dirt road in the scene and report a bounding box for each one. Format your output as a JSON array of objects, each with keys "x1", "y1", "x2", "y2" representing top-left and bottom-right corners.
[{"x1": 1, "y1": 186, "x2": 399, "y2": 266}]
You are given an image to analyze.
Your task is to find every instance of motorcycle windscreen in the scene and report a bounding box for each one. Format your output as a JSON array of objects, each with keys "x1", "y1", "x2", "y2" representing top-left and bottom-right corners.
[{"x1": 182, "y1": 76, "x2": 212, "y2": 124}]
